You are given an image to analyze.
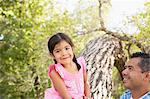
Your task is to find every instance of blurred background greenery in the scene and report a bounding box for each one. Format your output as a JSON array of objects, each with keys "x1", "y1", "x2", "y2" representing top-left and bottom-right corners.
[{"x1": 0, "y1": 0, "x2": 149, "y2": 98}]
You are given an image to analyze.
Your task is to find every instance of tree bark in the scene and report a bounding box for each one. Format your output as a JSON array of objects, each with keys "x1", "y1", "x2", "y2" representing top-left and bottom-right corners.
[{"x1": 81, "y1": 34, "x2": 126, "y2": 98}]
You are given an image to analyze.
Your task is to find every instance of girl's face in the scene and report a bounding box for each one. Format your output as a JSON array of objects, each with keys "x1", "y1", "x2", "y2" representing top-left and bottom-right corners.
[{"x1": 52, "y1": 40, "x2": 74, "y2": 66}]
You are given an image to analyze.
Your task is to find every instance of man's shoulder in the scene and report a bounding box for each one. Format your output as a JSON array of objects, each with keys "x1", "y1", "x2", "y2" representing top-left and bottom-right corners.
[
  {"x1": 120, "y1": 90, "x2": 150, "y2": 99},
  {"x1": 141, "y1": 91, "x2": 150, "y2": 99},
  {"x1": 120, "y1": 90, "x2": 131, "y2": 99}
]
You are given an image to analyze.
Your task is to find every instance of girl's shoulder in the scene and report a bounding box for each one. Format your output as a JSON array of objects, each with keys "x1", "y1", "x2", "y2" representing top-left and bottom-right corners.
[
  {"x1": 77, "y1": 56, "x2": 85, "y2": 63},
  {"x1": 48, "y1": 63, "x2": 65, "y2": 78},
  {"x1": 48, "y1": 64, "x2": 55, "y2": 77},
  {"x1": 77, "y1": 56, "x2": 86, "y2": 70}
]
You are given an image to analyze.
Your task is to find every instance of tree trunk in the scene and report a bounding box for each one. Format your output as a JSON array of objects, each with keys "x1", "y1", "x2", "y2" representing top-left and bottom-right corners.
[{"x1": 81, "y1": 34, "x2": 126, "y2": 99}]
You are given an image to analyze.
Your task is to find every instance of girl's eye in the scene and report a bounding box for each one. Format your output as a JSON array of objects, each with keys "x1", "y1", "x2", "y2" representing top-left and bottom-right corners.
[
  {"x1": 54, "y1": 50, "x2": 60, "y2": 53},
  {"x1": 65, "y1": 47, "x2": 70, "y2": 50},
  {"x1": 56, "y1": 51, "x2": 60, "y2": 53}
]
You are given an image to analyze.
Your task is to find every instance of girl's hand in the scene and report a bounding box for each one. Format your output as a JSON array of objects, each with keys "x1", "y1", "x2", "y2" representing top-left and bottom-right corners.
[{"x1": 83, "y1": 96, "x2": 91, "y2": 99}]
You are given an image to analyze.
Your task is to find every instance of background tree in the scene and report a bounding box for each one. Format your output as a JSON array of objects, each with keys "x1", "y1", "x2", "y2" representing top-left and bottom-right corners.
[
  {"x1": 0, "y1": 0, "x2": 49, "y2": 98},
  {"x1": 0, "y1": 0, "x2": 87, "y2": 98},
  {"x1": 0, "y1": 0, "x2": 149, "y2": 98},
  {"x1": 80, "y1": 0, "x2": 150, "y2": 98}
]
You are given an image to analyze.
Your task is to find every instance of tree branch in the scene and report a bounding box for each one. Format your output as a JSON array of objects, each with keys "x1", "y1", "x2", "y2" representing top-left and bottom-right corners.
[{"x1": 78, "y1": 27, "x2": 150, "y2": 53}]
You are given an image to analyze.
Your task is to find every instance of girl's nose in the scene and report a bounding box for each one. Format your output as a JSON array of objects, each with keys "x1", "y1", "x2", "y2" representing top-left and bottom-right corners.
[{"x1": 62, "y1": 49, "x2": 67, "y2": 55}]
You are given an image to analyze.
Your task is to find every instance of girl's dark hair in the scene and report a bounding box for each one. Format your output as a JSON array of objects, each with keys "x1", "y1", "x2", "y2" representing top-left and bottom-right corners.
[{"x1": 48, "y1": 33, "x2": 81, "y2": 70}]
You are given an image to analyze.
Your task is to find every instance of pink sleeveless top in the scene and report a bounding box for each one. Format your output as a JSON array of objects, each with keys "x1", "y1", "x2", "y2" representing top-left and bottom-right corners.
[{"x1": 44, "y1": 57, "x2": 86, "y2": 99}]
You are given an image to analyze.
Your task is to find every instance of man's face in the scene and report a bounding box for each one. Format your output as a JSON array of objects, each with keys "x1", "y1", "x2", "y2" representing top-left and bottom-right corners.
[{"x1": 122, "y1": 57, "x2": 146, "y2": 90}]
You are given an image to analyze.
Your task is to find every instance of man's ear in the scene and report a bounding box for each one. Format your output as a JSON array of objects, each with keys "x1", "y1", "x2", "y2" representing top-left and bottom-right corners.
[
  {"x1": 147, "y1": 72, "x2": 150, "y2": 80},
  {"x1": 145, "y1": 71, "x2": 150, "y2": 81}
]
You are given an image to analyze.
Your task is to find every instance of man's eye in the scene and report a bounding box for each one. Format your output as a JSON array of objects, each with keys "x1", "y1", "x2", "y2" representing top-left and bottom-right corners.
[
  {"x1": 128, "y1": 67, "x2": 133, "y2": 70},
  {"x1": 124, "y1": 66, "x2": 133, "y2": 71},
  {"x1": 128, "y1": 67, "x2": 133, "y2": 71},
  {"x1": 124, "y1": 66, "x2": 127, "y2": 69},
  {"x1": 128, "y1": 67, "x2": 132, "y2": 70}
]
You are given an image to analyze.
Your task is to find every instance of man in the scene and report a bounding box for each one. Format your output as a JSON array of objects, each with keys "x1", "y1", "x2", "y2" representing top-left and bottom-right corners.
[{"x1": 120, "y1": 52, "x2": 150, "y2": 99}]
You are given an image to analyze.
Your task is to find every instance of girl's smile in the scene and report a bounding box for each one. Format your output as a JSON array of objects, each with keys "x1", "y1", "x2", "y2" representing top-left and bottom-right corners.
[{"x1": 52, "y1": 40, "x2": 74, "y2": 66}]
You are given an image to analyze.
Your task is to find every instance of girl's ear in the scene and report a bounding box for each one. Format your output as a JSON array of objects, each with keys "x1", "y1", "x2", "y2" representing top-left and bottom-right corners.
[
  {"x1": 72, "y1": 46, "x2": 75, "y2": 52},
  {"x1": 49, "y1": 53, "x2": 55, "y2": 59}
]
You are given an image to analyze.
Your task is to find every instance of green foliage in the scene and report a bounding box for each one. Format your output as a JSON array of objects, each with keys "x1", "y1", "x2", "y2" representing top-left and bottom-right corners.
[
  {"x1": 1, "y1": 0, "x2": 149, "y2": 98},
  {"x1": 0, "y1": 0, "x2": 50, "y2": 98},
  {"x1": 0, "y1": 0, "x2": 86, "y2": 98},
  {"x1": 112, "y1": 1, "x2": 150, "y2": 98},
  {"x1": 130, "y1": 2, "x2": 150, "y2": 42},
  {"x1": 112, "y1": 67, "x2": 125, "y2": 99}
]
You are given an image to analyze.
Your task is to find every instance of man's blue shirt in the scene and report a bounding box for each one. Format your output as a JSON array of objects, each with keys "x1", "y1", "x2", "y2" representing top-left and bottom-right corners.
[{"x1": 120, "y1": 90, "x2": 150, "y2": 99}]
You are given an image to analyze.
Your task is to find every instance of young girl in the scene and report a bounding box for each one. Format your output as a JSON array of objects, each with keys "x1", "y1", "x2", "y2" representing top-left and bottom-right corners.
[{"x1": 44, "y1": 33, "x2": 90, "y2": 99}]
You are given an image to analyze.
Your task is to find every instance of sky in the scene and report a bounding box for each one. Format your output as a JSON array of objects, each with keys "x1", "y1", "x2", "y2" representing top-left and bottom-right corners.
[
  {"x1": 106, "y1": 0, "x2": 147, "y2": 33},
  {"x1": 58, "y1": 0, "x2": 149, "y2": 34},
  {"x1": 0, "y1": 0, "x2": 147, "y2": 40},
  {"x1": 56, "y1": 0, "x2": 148, "y2": 34}
]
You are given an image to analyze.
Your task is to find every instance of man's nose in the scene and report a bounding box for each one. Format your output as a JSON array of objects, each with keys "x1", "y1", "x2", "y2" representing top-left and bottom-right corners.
[{"x1": 122, "y1": 68, "x2": 128, "y2": 76}]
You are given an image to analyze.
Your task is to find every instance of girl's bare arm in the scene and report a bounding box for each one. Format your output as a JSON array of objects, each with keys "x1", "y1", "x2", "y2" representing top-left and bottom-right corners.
[
  {"x1": 83, "y1": 70, "x2": 91, "y2": 98},
  {"x1": 50, "y1": 70, "x2": 71, "y2": 99}
]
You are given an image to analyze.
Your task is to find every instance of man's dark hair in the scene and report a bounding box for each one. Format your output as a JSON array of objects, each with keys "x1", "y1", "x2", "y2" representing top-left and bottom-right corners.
[{"x1": 130, "y1": 52, "x2": 150, "y2": 72}]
